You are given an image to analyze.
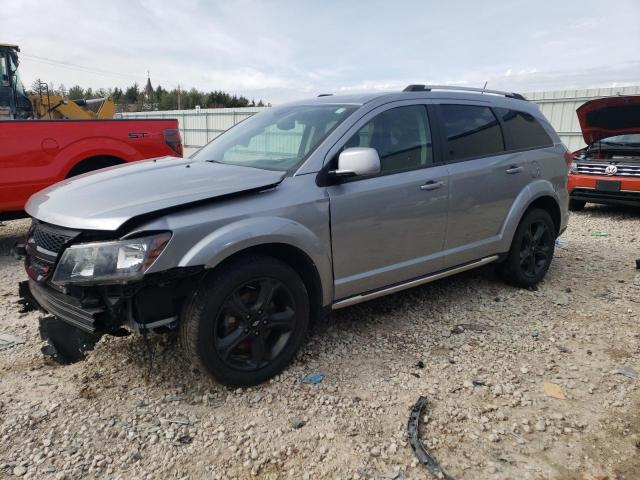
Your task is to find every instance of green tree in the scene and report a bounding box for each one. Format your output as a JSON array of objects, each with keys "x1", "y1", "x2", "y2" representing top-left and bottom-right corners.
[
  {"x1": 124, "y1": 83, "x2": 140, "y2": 104},
  {"x1": 67, "y1": 85, "x2": 85, "y2": 100},
  {"x1": 112, "y1": 87, "x2": 123, "y2": 102}
]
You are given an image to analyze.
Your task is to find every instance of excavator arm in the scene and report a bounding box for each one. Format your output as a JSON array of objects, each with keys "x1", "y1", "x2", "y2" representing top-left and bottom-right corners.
[{"x1": 30, "y1": 94, "x2": 116, "y2": 120}]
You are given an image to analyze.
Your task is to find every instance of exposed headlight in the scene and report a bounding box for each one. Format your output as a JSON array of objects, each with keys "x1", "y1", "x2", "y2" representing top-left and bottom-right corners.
[{"x1": 52, "y1": 232, "x2": 171, "y2": 285}]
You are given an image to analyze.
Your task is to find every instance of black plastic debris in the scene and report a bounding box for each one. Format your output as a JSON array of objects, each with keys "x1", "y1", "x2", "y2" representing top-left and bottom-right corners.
[
  {"x1": 39, "y1": 316, "x2": 102, "y2": 364},
  {"x1": 407, "y1": 396, "x2": 455, "y2": 480}
]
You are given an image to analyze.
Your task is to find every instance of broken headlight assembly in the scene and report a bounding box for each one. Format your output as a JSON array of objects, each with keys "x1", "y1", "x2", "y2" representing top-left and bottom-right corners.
[{"x1": 52, "y1": 232, "x2": 171, "y2": 285}]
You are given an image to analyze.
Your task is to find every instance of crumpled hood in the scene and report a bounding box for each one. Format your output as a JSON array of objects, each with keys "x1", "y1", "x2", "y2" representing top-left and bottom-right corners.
[
  {"x1": 26, "y1": 157, "x2": 285, "y2": 231},
  {"x1": 577, "y1": 95, "x2": 640, "y2": 144}
]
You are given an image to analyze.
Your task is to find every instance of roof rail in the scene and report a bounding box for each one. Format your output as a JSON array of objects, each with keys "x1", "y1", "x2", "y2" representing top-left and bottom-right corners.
[{"x1": 403, "y1": 84, "x2": 526, "y2": 101}]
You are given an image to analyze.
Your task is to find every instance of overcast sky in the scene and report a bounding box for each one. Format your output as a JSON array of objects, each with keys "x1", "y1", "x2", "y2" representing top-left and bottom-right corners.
[{"x1": 3, "y1": 0, "x2": 639, "y2": 104}]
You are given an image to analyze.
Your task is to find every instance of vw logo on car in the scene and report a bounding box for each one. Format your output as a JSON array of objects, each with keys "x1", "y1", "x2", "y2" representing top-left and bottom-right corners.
[{"x1": 605, "y1": 164, "x2": 618, "y2": 175}]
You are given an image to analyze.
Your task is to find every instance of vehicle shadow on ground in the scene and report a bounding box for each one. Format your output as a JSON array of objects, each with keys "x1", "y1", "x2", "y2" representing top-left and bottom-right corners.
[
  {"x1": 318, "y1": 265, "x2": 505, "y2": 328},
  {"x1": 578, "y1": 204, "x2": 640, "y2": 218},
  {"x1": 82, "y1": 264, "x2": 509, "y2": 395},
  {"x1": 0, "y1": 230, "x2": 24, "y2": 255}
]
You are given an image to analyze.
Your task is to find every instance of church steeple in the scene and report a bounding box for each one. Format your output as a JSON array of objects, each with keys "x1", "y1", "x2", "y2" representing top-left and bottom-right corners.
[{"x1": 144, "y1": 71, "x2": 153, "y2": 99}]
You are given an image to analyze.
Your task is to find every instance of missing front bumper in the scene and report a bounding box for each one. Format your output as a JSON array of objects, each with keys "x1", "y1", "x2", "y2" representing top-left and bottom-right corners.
[{"x1": 19, "y1": 280, "x2": 106, "y2": 333}]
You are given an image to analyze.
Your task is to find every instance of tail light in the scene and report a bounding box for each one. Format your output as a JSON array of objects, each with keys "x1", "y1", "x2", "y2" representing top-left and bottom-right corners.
[
  {"x1": 163, "y1": 129, "x2": 183, "y2": 157},
  {"x1": 564, "y1": 150, "x2": 577, "y2": 173}
]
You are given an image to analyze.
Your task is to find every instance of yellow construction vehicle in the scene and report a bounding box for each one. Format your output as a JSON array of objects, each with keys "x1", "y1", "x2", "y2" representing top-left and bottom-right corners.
[
  {"x1": 30, "y1": 80, "x2": 116, "y2": 119},
  {"x1": 0, "y1": 44, "x2": 115, "y2": 120}
]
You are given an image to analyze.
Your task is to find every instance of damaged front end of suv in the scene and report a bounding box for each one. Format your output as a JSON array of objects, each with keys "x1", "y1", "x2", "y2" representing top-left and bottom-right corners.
[
  {"x1": 16, "y1": 148, "x2": 292, "y2": 368},
  {"x1": 19, "y1": 219, "x2": 203, "y2": 360}
]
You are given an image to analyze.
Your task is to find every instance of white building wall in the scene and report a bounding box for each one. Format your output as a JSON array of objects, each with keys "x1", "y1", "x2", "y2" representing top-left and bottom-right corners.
[{"x1": 120, "y1": 86, "x2": 640, "y2": 150}]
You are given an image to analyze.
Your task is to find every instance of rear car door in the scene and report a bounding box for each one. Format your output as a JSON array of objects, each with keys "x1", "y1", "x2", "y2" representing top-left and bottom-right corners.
[
  {"x1": 437, "y1": 103, "x2": 532, "y2": 267},
  {"x1": 326, "y1": 103, "x2": 449, "y2": 300}
]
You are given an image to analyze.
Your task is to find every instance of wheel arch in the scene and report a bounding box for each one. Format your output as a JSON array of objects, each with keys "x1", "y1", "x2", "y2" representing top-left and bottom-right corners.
[
  {"x1": 500, "y1": 181, "x2": 564, "y2": 251},
  {"x1": 171, "y1": 216, "x2": 334, "y2": 311},
  {"x1": 66, "y1": 155, "x2": 126, "y2": 178},
  {"x1": 207, "y1": 243, "x2": 325, "y2": 323},
  {"x1": 524, "y1": 195, "x2": 561, "y2": 235}
]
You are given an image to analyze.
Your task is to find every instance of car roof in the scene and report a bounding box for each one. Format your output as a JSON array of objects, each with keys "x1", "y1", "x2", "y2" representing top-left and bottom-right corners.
[{"x1": 286, "y1": 86, "x2": 539, "y2": 114}]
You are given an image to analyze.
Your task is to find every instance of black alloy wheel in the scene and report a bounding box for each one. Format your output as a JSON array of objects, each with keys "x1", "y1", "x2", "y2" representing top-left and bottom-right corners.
[
  {"x1": 500, "y1": 208, "x2": 556, "y2": 287},
  {"x1": 214, "y1": 278, "x2": 296, "y2": 372},
  {"x1": 180, "y1": 255, "x2": 310, "y2": 386},
  {"x1": 519, "y1": 220, "x2": 553, "y2": 279}
]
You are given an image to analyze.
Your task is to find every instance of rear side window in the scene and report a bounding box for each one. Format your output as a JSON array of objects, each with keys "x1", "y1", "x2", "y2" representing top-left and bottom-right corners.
[
  {"x1": 440, "y1": 105, "x2": 504, "y2": 161},
  {"x1": 495, "y1": 108, "x2": 553, "y2": 150},
  {"x1": 345, "y1": 105, "x2": 433, "y2": 174}
]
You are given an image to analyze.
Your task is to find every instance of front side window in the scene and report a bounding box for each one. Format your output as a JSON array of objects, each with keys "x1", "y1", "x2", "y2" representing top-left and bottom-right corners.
[
  {"x1": 192, "y1": 104, "x2": 358, "y2": 172},
  {"x1": 8, "y1": 55, "x2": 25, "y2": 95},
  {"x1": 0, "y1": 56, "x2": 8, "y2": 86},
  {"x1": 344, "y1": 105, "x2": 432, "y2": 174},
  {"x1": 440, "y1": 104, "x2": 504, "y2": 161},
  {"x1": 495, "y1": 108, "x2": 553, "y2": 150}
]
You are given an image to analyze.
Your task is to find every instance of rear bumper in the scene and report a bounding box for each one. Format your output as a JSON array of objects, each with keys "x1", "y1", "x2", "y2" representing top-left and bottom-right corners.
[
  {"x1": 19, "y1": 280, "x2": 105, "y2": 333},
  {"x1": 568, "y1": 173, "x2": 640, "y2": 207}
]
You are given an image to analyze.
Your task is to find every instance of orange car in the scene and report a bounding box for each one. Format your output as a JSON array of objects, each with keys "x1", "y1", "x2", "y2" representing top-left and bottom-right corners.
[{"x1": 568, "y1": 96, "x2": 640, "y2": 210}]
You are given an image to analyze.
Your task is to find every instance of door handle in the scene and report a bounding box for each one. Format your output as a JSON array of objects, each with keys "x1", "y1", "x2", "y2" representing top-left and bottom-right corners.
[
  {"x1": 506, "y1": 165, "x2": 523, "y2": 174},
  {"x1": 420, "y1": 180, "x2": 444, "y2": 191}
]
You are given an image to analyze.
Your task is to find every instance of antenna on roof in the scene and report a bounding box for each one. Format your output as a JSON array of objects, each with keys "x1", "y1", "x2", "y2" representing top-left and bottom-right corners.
[{"x1": 481, "y1": 81, "x2": 488, "y2": 94}]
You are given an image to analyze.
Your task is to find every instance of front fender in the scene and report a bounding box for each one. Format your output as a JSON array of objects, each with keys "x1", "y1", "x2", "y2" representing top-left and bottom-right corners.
[
  {"x1": 177, "y1": 216, "x2": 333, "y2": 305},
  {"x1": 498, "y1": 179, "x2": 561, "y2": 251}
]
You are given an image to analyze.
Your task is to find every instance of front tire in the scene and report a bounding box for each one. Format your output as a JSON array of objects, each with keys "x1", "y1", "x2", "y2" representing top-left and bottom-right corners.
[
  {"x1": 500, "y1": 209, "x2": 556, "y2": 288},
  {"x1": 568, "y1": 199, "x2": 586, "y2": 211},
  {"x1": 180, "y1": 255, "x2": 310, "y2": 386}
]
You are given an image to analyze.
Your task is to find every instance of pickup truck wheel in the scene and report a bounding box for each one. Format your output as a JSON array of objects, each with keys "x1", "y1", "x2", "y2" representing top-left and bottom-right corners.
[
  {"x1": 180, "y1": 256, "x2": 309, "y2": 386},
  {"x1": 568, "y1": 199, "x2": 586, "y2": 211},
  {"x1": 500, "y1": 209, "x2": 556, "y2": 288}
]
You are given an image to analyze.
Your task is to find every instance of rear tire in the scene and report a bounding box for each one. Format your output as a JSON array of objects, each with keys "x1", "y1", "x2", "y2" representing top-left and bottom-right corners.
[
  {"x1": 180, "y1": 255, "x2": 309, "y2": 386},
  {"x1": 500, "y1": 209, "x2": 556, "y2": 288},
  {"x1": 568, "y1": 199, "x2": 586, "y2": 211}
]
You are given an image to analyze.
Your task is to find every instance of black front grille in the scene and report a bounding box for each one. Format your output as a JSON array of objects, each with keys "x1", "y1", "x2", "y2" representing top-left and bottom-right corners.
[
  {"x1": 26, "y1": 221, "x2": 81, "y2": 282},
  {"x1": 31, "y1": 226, "x2": 72, "y2": 254}
]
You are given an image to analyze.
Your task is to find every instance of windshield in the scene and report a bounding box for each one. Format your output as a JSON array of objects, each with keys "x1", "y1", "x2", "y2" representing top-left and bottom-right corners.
[
  {"x1": 598, "y1": 134, "x2": 640, "y2": 145},
  {"x1": 192, "y1": 104, "x2": 359, "y2": 171}
]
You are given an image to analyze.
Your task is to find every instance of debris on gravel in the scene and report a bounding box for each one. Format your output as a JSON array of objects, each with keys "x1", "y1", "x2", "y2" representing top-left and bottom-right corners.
[{"x1": 1, "y1": 205, "x2": 639, "y2": 479}]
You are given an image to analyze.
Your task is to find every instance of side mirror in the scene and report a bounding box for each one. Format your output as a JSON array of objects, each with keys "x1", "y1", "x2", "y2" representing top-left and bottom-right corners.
[{"x1": 330, "y1": 147, "x2": 381, "y2": 179}]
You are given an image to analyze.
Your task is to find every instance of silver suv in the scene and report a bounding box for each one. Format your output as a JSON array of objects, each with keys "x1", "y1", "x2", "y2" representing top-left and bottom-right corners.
[{"x1": 20, "y1": 85, "x2": 569, "y2": 385}]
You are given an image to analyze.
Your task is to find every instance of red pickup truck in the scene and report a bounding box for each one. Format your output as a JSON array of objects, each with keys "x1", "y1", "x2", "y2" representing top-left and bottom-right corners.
[{"x1": 0, "y1": 119, "x2": 182, "y2": 220}]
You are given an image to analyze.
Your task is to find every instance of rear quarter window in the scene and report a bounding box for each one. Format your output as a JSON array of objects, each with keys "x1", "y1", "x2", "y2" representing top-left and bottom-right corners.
[
  {"x1": 440, "y1": 104, "x2": 504, "y2": 161},
  {"x1": 494, "y1": 108, "x2": 553, "y2": 150}
]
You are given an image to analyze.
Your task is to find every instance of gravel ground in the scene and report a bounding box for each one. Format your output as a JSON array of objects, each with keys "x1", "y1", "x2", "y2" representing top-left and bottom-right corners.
[{"x1": 0, "y1": 205, "x2": 638, "y2": 480}]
